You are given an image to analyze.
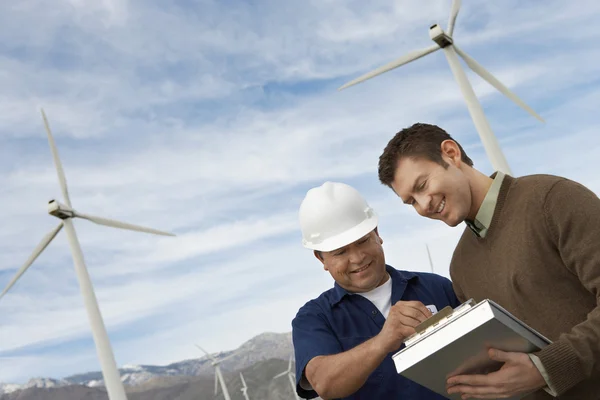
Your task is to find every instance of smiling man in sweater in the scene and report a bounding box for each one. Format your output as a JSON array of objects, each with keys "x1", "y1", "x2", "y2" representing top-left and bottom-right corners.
[{"x1": 377, "y1": 123, "x2": 600, "y2": 399}]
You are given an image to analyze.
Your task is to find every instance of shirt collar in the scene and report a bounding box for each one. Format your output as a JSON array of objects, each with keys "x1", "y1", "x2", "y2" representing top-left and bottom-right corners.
[
  {"x1": 466, "y1": 171, "x2": 505, "y2": 238},
  {"x1": 329, "y1": 265, "x2": 418, "y2": 307}
]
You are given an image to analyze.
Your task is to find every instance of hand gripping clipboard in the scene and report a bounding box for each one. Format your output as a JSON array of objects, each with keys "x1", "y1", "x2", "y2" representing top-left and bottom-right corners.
[{"x1": 392, "y1": 299, "x2": 551, "y2": 400}]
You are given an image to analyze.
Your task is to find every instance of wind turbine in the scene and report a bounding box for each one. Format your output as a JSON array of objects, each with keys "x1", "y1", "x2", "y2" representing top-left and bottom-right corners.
[
  {"x1": 195, "y1": 345, "x2": 237, "y2": 400},
  {"x1": 425, "y1": 244, "x2": 434, "y2": 273},
  {"x1": 0, "y1": 110, "x2": 175, "y2": 400},
  {"x1": 239, "y1": 372, "x2": 250, "y2": 400},
  {"x1": 338, "y1": 0, "x2": 545, "y2": 175},
  {"x1": 273, "y1": 356, "x2": 300, "y2": 400}
]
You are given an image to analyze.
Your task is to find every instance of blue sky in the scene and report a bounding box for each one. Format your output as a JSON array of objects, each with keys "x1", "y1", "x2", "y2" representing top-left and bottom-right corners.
[{"x1": 1, "y1": 0, "x2": 600, "y2": 384}]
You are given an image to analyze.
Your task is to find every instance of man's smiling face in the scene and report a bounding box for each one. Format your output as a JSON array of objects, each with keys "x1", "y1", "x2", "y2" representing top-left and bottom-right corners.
[
  {"x1": 391, "y1": 156, "x2": 473, "y2": 227},
  {"x1": 318, "y1": 230, "x2": 387, "y2": 293}
]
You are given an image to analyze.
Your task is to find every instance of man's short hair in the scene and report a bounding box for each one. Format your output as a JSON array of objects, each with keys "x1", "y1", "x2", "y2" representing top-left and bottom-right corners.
[{"x1": 378, "y1": 123, "x2": 474, "y2": 188}]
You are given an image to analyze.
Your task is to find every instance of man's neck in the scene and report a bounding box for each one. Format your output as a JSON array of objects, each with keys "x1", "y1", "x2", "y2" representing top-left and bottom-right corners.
[
  {"x1": 350, "y1": 272, "x2": 390, "y2": 294},
  {"x1": 465, "y1": 168, "x2": 494, "y2": 221}
]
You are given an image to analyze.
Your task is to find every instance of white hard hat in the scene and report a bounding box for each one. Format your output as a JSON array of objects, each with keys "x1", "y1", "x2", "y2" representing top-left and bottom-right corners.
[{"x1": 299, "y1": 182, "x2": 378, "y2": 252}]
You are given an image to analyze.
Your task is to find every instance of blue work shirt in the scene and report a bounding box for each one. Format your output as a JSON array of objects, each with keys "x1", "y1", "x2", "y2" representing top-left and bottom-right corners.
[{"x1": 292, "y1": 264, "x2": 460, "y2": 400}]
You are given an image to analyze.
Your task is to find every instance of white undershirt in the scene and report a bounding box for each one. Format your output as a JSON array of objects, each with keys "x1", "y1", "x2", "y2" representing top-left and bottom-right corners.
[{"x1": 356, "y1": 273, "x2": 393, "y2": 318}]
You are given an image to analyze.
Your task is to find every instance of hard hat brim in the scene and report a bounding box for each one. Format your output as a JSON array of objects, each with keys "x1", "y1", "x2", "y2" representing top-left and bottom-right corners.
[{"x1": 302, "y1": 213, "x2": 378, "y2": 252}]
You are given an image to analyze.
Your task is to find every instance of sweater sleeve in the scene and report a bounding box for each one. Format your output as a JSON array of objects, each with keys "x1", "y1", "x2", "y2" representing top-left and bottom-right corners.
[{"x1": 536, "y1": 179, "x2": 600, "y2": 395}]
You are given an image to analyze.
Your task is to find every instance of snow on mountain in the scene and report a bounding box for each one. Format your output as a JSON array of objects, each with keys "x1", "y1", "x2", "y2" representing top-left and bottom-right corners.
[
  {"x1": 0, "y1": 331, "x2": 293, "y2": 391},
  {"x1": 0, "y1": 378, "x2": 69, "y2": 394},
  {"x1": 23, "y1": 377, "x2": 69, "y2": 389},
  {"x1": 0, "y1": 383, "x2": 20, "y2": 394}
]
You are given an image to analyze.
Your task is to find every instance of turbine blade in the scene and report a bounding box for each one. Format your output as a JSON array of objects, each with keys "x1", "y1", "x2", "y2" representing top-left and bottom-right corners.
[
  {"x1": 273, "y1": 370, "x2": 287, "y2": 380},
  {"x1": 218, "y1": 350, "x2": 238, "y2": 363},
  {"x1": 0, "y1": 222, "x2": 63, "y2": 300},
  {"x1": 195, "y1": 344, "x2": 217, "y2": 362},
  {"x1": 454, "y1": 45, "x2": 545, "y2": 123},
  {"x1": 41, "y1": 109, "x2": 72, "y2": 208},
  {"x1": 75, "y1": 212, "x2": 175, "y2": 236},
  {"x1": 338, "y1": 44, "x2": 440, "y2": 91},
  {"x1": 447, "y1": 0, "x2": 461, "y2": 37}
]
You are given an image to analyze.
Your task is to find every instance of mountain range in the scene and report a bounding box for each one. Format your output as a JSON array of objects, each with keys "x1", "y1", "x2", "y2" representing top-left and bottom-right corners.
[{"x1": 0, "y1": 331, "x2": 320, "y2": 400}]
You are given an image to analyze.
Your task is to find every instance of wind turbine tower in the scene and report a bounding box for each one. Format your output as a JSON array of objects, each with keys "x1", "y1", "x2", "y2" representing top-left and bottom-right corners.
[
  {"x1": 240, "y1": 372, "x2": 250, "y2": 400},
  {"x1": 195, "y1": 345, "x2": 237, "y2": 400},
  {"x1": 273, "y1": 356, "x2": 300, "y2": 400}
]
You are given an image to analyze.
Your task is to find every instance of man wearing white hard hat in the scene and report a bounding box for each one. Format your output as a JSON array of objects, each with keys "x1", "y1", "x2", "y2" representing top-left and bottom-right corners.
[{"x1": 292, "y1": 181, "x2": 460, "y2": 400}]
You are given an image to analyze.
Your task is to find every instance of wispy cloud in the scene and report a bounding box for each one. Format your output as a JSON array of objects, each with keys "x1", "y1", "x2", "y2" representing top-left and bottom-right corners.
[{"x1": 0, "y1": 0, "x2": 599, "y2": 383}]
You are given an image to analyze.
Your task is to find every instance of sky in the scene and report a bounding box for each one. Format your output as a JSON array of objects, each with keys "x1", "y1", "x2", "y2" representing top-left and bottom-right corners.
[{"x1": 0, "y1": 0, "x2": 599, "y2": 384}]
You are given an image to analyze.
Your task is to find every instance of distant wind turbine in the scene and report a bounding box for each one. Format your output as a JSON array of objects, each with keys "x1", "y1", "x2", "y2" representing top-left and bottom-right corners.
[
  {"x1": 240, "y1": 372, "x2": 250, "y2": 400},
  {"x1": 0, "y1": 110, "x2": 175, "y2": 400},
  {"x1": 338, "y1": 0, "x2": 545, "y2": 175},
  {"x1": 425, "y1": 244, "x2": 434, "y2": 273},
  {"x1": 273, "y1": 356, "x2": 300, "y2": 400},
  {"x1": 195, "y1": 345, "x2": 237, "y2": 400}
]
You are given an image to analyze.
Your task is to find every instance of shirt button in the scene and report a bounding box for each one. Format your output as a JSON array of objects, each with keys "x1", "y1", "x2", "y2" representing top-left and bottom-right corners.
[{"x1": 371, "y1": 310, "x2": 377, "y2": 315}]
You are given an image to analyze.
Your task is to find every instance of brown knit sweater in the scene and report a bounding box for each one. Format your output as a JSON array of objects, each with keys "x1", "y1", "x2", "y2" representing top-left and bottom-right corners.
[{"x1": 450, "y1": 174, "x2": 600, "y2": 399}]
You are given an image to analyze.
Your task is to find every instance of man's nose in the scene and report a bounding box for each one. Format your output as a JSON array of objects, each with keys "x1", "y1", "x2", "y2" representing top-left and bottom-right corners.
[
  {"x1": 414, "y1": 194, "x2": 432, "y2": 215},
  {"x1": 348, "y1": 248, "x2": 366, "y2": 264}
]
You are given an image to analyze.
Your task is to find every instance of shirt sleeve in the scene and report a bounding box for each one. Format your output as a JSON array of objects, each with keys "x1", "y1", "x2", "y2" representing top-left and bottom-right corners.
[
  {"x1": 534, "y1": 179, "x2": 600, "y2": 395},
  {"x1": 528, "y1": 354, "x2": 558, "y2": 397},
  {"x1": 292, "y1": 303, "x2": 343, "y2": 399}
]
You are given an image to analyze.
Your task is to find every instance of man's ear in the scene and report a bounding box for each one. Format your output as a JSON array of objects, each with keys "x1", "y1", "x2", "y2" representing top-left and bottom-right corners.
[
  {"x1": 373, "y1": 227, "x2": 383, "y2": 245},
  {"x1": 314, "y1": 250, "x2": 322, "y2": 261},
  {"x1": 440, "y1": 139, "x2": 462, "y2": 167},
  {"x1": 313, "y1": 250, "x2": 329, "y2": 271}
]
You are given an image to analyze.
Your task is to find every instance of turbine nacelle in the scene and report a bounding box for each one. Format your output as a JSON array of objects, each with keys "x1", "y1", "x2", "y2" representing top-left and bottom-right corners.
[
  {"x1": 48, "y1": 200, "x2": 75, "y2": 219},
  {"x1": 429, "y1": 24, "x2": 453, "y2": 47}
]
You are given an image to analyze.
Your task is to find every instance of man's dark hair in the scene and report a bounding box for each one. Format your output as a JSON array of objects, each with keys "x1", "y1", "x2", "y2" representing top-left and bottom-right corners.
[{"x1": 378, "y1": 123, "x2": 474, "y2": 188}]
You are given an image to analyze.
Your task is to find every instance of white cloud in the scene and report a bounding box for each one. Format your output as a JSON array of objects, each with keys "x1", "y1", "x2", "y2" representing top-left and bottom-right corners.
[{"x1": 0, "y1": 0, "x2": 599, "y2": 384}]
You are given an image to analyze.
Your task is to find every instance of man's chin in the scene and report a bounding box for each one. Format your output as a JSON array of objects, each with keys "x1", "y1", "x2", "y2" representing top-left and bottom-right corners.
[{"x1": 442, "y1": 215, "x2": 463, "y2": 227}]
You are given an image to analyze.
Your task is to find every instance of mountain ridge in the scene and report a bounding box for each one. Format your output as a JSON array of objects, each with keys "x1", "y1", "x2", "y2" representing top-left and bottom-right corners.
[{"x1": 0, "y1": 331, "x2": 295, "y2": 396}]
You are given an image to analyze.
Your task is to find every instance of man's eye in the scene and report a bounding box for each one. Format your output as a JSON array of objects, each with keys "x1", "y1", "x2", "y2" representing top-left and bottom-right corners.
[
  {"x1": 334, "y1": 250, "x2": 346, "y2": 256},
  {"x1": 418, "y1": 181, "x2": 426, "y2": 190}
]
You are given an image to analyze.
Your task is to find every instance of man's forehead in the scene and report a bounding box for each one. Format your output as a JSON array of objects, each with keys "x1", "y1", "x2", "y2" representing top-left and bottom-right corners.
[{"x1": 393, "y1": 158, "x2": 422, "y2": 188}]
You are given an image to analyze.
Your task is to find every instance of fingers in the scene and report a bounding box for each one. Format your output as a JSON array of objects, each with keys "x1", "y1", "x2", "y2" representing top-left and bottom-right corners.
[
  {"x1": 404, "y1": 300, "x2": 433, "y2": 319},
  {"x1": 396, "y1": 312, "x2": 422, "y2": 328},
  {"x1": 446, "y1": 371, "x2": 505, "y2": 395},
  {"x1": 383, "y1": 301, "x2": 435, "y2": 344},
  {"x1": 447, "y1": 384, "x2": 505, "y2": 398},
  {"x1": 393, "y1": 300, "x2": 432, "y2": 324},
  {"x1": 488, "y1": 348, "x2": 517, "y2": 363},
  {"x1": 447, "y1": 374, "x2": 494, "y2": 388}
]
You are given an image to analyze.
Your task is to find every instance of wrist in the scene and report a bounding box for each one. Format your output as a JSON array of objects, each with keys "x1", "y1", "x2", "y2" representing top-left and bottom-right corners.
[{"x1": 372, "y1": 332, "x2": 394, "y2": 355}]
